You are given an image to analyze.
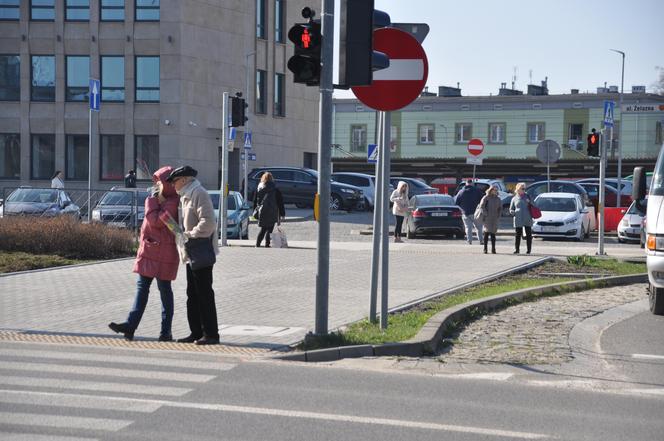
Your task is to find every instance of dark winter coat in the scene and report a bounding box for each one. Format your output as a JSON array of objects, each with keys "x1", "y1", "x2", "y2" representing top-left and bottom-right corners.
[
  {"x1": 454, "y1": 185, "x2": 483, "y2": 216},
  {"x1": 253, "y1": 181, "x2": 285, "y2": 228}
]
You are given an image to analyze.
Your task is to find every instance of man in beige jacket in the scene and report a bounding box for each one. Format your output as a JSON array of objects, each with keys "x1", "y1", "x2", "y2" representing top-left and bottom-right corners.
[{"x1": 167, "y1": 166, "x2": 220, "y2": 345}]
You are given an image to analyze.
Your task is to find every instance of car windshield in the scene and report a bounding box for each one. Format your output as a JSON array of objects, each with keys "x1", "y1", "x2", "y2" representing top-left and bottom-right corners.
[
  {"x1": 536, "y1": 197, "x2": 577, "y2": 212},
  {"x1": 7, "y1": 188, "x2": 58, "y2": 203},
  {"x1": 651, "y1": 148, "x2": 664, "y2": 196},
  {"x1": 209, "y1": 194, "x2": 237, "y2": 211},
  {"x1": 626, "y1": 200, "x2": 646, "y2": 215},
  {"x1": 415, "y1": 195, "x2": 454, "y2": 206},
  {"x1": 99, "y1": 191, "x2": 148, "y2": 206}
]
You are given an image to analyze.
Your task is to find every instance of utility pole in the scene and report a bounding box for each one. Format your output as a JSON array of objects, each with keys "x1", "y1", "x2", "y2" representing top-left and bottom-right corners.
[
  {"x1": 244, "y1": 51, "x2": 255, "y2": 203},
  {"x1": 218, "y1": 92, "x2": 229, "y2": 246}
]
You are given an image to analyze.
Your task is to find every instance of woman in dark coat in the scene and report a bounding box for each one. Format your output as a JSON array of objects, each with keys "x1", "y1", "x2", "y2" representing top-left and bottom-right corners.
[{"x1": 253, "y1": 172, "x2": 285, "y2": 247}]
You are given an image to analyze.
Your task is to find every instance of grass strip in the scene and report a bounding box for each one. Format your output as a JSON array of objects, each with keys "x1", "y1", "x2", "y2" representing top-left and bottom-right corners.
[
  {"x1": 300, "y1": 258, "x2": 646, "y2": 351},
  {"x1": 0, "y1": 251, "x2": 90, "y2": 274}
]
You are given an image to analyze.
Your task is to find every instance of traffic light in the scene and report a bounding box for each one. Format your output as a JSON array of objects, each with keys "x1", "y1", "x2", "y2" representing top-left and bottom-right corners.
[
  {"x1": 230, "y1": 95, "x2": 248, "y2": 127},
  {"x1": 287, "y1": 8, "x2": 322, "y2": 86},
  {"x1": 338, "y1": 0, "x2": 390, "y2": 88},
  {"x1": 587, "y1": 129, "x2": 600, "y2": 157}
]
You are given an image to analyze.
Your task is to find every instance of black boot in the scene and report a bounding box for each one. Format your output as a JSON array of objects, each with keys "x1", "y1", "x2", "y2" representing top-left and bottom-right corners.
[
  {"x1": 109, "y1": 322, "x2": 134, "y2": 341},
  {"x1": 514, "y1": 230, "x2": 521, "y2": 254},
  {"x1": 526, "y1": 232, "x2": 532, "y2": 254},
  {"x1": 491, "y1": 234, "x2": 496, "y2": 254},
  {"x1": 483, "y1": 232, "x2": 488, "y2": 253}
]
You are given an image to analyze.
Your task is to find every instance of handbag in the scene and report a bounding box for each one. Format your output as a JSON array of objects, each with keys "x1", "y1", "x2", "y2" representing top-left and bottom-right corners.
[
  {"x1": 474, "y1": 205, "x2": 486, "y2": 222},
  {"x1": 271, "y1": 226, "x2": 288, "y2": 248},
  {"x1": 529, "y1": 203, "x2": 542, "y2": 219},
  {"x1": 184, "y1": 235, "x2": 216, "y2": 270}
]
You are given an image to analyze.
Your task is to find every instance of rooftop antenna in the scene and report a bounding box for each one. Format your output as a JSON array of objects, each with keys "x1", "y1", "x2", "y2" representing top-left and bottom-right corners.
[
  {"x1": 512, "y1": 66, "x2": 518, "y2": 89},
  {"x1": 529, "y1": 69, "x2": 533, "y2": 84}
]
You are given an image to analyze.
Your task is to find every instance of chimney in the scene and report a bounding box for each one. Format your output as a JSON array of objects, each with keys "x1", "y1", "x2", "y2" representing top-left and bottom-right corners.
[
  {"x1": 571, "y1": 89, "x2": 579, "y2": 94},
  {"x1": 438, "y1": 86, "x2": 462, "y2": 97}
]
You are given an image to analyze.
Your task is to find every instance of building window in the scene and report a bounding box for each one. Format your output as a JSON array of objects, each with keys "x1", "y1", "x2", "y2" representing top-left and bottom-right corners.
[
  {"x1": 66, "y1": 0, "x2": 89, "y2": 21},
  {"x1": 101, "y1": 0, "x2": 124, "y2": 21},
  {"x1": 489, "y1": 123, "x2": 506, "y2": 144},
  {"x1": 0, "y1": 1, "x2": 20, "y2": 20},
  {"x1": 101, "y1": 56, "x2": 125, "y2": 101},
  {"x1": 65, "y1": 135, "x2": 89, "y2": 180},
  {"x1": 31, "y1": 134, "x2": 55, "y2": 179},
  {"x1": 31, "y1": 55, "x2": 55, "y2": 102},
  {"x1": 274, "y1": 73, "x2": 285, "y2": 117},
  {"x1": 100, "y1": 135, "x2": 124, "y2": 180},
  {"x1": 455, "y1": 123, "x2": 472, "y2": 143},
  {"x1": 527, "y1": 122, "x2": 545, "y2": 143},
  {"x1": 256, "y1": 0, "x2": 266, "y2": 39},
  {"x1": 31, "y1": 0, "x2": 55, "y2": 20},
  {"x1": 0, "y1": 55, "x2": 20, "y2": 101},
  {"x1": 656, "y1": 121, "x2": 663, "y2": 145},
  {"x1": 418, "y1": 124, "x2": 435, "y2": 144},
  {"x1": 66, "y1": 56, "x2": 90, "y2": 102},
  {"x1": 275, "y1": 0, "x2": 284, "y2": 42},
  {"x1": 136, "y1": 0, "x2": 159, "y2": 21},
  {"x1": 135, "y1": 56, "x2": 159, "y2": 102},
  {"x1": 135, "y1": 135, "x2": 158, "y2": 180},
  {"x1": 0, "y1": 133, "x2": 20, "y2": 179},
  {"x1": 350, "y1": 124, "x2": 367, "y2": 152},
  {"x1": 255, "y1": 69, "x2": 266, "y2": 114}
]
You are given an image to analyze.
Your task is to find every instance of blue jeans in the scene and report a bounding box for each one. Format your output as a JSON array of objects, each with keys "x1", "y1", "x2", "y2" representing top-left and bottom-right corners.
[{"x1": 126, "y1": 275, "x2": 174, "y2": 337}]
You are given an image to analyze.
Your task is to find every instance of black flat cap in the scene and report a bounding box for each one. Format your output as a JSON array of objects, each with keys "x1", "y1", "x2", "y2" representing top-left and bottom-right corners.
[{"x1": 167, "y1": 165, "x2": 198, "y2": 182}]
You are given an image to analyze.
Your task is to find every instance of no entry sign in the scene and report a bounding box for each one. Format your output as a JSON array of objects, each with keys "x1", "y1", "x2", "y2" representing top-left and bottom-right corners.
[
  {"x1": 352, "y1": 28, "x2": 428, "y2": 111},
  {"x1": 467, "y1": 138, "x2": 484, "y2": 156}
]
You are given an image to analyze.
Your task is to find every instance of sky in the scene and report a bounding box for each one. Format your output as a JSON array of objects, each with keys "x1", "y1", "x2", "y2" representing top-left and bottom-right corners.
[{"x1": 333, "y1": 0, "x2": 664, "y2": 98}]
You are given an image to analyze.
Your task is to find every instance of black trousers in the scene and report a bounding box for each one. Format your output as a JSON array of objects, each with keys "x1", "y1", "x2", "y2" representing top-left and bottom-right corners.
[
  {"x1": 256, "y1": 225, "x2": 275, "y2": 247},
  {"x1": 394, "y1": 215, "x2": 404, "y2": 238},
  {"x1": 514, "y1": 226, "x2": 532, "y2": 252},
  {"x1": 483, "y1": 232, "x2": 496, "y2": 251},
  {"x1": 185, "y1": 264, "x2": 219, "y2": 339}
]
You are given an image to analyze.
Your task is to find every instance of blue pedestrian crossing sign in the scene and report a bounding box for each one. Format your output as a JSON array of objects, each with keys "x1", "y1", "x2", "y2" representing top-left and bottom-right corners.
[
  {"x1": 603, "y1": 101, "x2": 615, "y2": 128},
  {"x1": 89, "y1": 79, "x2": 100, "y2": 111},
  {"x1": 367, "y1": 144, "x2": 378, "y2": 164},
  {"x1": 244, "y1": 131, "x2": 252, "y2": 149}
]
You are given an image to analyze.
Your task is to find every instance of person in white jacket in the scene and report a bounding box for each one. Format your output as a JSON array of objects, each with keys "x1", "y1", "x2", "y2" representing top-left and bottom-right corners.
[
  {"x1": 51, "y1": 170, "x2": 64, "y2": 189},
  {"x1": 390, "y1": 181, "x2": 410, "y2": 243}
]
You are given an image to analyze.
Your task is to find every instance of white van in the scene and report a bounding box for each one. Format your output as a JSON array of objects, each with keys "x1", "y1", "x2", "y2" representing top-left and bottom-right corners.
[{"x1": 635, "y1": 145, "x2": 664, "y2": 315}]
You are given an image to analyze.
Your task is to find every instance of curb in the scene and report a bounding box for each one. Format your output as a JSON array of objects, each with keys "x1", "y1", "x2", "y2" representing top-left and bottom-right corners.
[
  {"x1": 0, "y1": 256, "x2": 134, "y2": 278},
  {"x1": 271, "y1": 272, "x2": 647, "y2": 363}
]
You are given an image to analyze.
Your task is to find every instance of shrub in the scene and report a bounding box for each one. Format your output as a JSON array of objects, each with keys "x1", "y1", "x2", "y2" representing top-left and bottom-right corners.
[
  {"x1": 0, "y1": 216, "x2": 135, "y2": 259},
  {"x1": 567, "y1": 254, "x2": 597, "y2": 267}
]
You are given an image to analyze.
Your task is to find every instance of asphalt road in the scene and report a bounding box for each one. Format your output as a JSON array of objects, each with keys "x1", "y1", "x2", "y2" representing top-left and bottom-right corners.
[{"x1": 1, "y1": 340, "x2": 662, "y2": 441}]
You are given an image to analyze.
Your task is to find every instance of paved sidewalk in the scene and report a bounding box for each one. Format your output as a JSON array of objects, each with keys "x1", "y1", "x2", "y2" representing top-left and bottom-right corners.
[{"x1": 1, "y1": 241, "x2": 543, "y2": 351}]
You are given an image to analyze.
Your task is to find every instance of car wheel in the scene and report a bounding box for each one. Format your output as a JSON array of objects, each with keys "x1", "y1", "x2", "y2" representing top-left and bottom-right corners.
[
  {"x1": 618, "y1": 238, "x2": 625, "y2": 243},
  {"x1": 649, "y1": 284, "x2": 664, "y2": 315},
  {"x1": 406, "y1": 224, "x2": 415, "y2": 239},
  {"x1": 330, "y1": 194, "x2": 342, "y2": 211}
]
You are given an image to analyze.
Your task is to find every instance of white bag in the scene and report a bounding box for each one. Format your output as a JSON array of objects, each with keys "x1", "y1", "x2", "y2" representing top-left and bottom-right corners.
[{"x1": 271, "y1": 226, "x2": 288, "y2": 248}]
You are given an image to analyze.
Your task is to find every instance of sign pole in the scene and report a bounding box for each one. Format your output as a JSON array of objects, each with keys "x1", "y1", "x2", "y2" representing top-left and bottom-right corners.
[
  {"x1": 219, "y1": 92, "x2": 229, "y2": 247},
  {"x1": 380, "y1": 111, "x2": 391, "y2": 330},
  {"x1": 597, "y1": 129, "x2": 607, "y2": 255},
  {"x1": 369, "y1": 113, "x2": 383, "y2": 323},
  {"x1": 87, "y1": 107, "x2": 92, "y2": 222},
  {"x1": 472, "y1": 164, "x2": 476, "y2": 180}
]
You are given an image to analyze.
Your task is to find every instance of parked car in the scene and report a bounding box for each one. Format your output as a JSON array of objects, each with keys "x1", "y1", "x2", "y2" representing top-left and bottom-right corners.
[
  {"x1": 405, "y1": 194, "x2": 464, "y2": 239},
  {"x1": 453, "y1": 179, "x2": 512, "y2": 215},
  {"x1": 208, "y1": 190, "x2": 250, "y2": 240},
  {"x1": 531, "y1": 193, "x2": 593, "y2": 241},
  {"x1": 525, "y1": 180, "x2": 592, "y2": 207},
  {"x1": 331, "y1": 172, "x2": 393, "y2": 210},
  {"x1": 617, "y1": 199, "x2": 646, "y2": 244},
  {"x1": 576, "y1": 178, "x2": 632, "y2": 196},
  {"x1": 91, "y1": 187, "x2": 149, "y2": 228},
  {"x1": 577, "y1": 182, "x2": 632, "y2": 211},
  {"x1": 245, "y1": 167, "x2": 364, "y2": 211},
  {"x1": 1, "y1": 187, "x2": 81, "y2": 219},
  {"x1": 389, "y1": 177, "x2": 438, "y2": 199}
]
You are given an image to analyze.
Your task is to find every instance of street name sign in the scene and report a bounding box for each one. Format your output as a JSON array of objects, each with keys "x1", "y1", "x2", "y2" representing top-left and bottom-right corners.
[
  {"x1": 466, "y1": 156, "x2": 482, "y2": 165},
  {"x1": 352, "y1": 28, "x2": 428, "y2": 111}
]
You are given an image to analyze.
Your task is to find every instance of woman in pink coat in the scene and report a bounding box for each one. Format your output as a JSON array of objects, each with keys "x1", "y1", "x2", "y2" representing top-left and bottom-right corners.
[{"x1": 109, "y1": 166, "x2": 180, "y2": 341}]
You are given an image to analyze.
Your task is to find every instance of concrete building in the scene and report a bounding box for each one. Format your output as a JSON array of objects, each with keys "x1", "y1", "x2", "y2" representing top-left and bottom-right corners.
[
  {"x1": 0, "y1": 0, "x2": 320, "y2": 192},
  {"x1": 332, "y1": 84, "x2": 664, "y2": 180}
]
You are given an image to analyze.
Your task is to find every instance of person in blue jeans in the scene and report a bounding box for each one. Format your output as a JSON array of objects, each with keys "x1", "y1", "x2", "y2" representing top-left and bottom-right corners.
[{"x1": 109, "y1": 166, "x2": 180, "y2": 341}]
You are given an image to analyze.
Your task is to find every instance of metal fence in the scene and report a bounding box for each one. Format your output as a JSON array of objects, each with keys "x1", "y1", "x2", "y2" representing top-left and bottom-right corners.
[{"x1": 0, "y1": 186, "x2": 148, "y2": 235}]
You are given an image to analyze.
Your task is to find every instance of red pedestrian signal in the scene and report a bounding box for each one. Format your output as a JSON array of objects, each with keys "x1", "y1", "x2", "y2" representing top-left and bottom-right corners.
[
  {"x1": 287, "y1": 21, "x2": 322, "y2": 85},
  {"x1": 301, "y1": 29, "x2": 311, "y2": 48},
  {"x1": 587, "y1": 130, "x2": 600, "y2": 157}
]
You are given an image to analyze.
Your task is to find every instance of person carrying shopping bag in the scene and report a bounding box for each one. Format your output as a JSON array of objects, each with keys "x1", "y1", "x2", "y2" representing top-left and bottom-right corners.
[
  {"x1": 478, "y1": 185, "x2": 503, "y2": 254},
  {"x1": 390, "y1": 181, "x2": 410, "y2": 243},
  {"x1": 253, "y1": 172, "x2": 285, "y2": 248},
  {"x1": 109, "y1": 166, "x2": 180, "y2": 341}
]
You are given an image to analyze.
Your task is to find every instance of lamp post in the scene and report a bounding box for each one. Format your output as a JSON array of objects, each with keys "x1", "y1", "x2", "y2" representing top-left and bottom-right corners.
[{"x1": 610, "y1": 49, "x2": 625, "y2": 198}]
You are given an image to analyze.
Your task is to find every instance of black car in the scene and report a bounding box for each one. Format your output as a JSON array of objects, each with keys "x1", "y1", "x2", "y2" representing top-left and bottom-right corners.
[
  {"x1": 406, "y1": 194, "x2": 464, "y2": 239},
  {"x1": 0, "y1": 187, "x2": 81, "y2": 219},
  {"x1": 91, "y1": 187, "x2": 149, "y2": 228},
  {"x1": 245, "y1": 167, "x2": 364, "y2": 211},
  {"x1": 389, "y1": 177, "x2": 438, "y2": 199}
]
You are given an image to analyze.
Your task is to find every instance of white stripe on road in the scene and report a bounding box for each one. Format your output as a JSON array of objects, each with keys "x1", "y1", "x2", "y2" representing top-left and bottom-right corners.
[
  {"x1": 632, "y1": 353, "x2": 664, "y2": 361},
  {"x1": 373, "y1": 59, "x2": 425, "y2": 81},
  {"x1": 0, "y1": 412, "x2": 132, "y2": 432},
  {"x1": 0, "y1": 360, "x2": 215, "y2": 383},
  {"x1": 0, "y1": 389, "x2": 550, "y2": 439},
  {"x1": 0, "y1": 375, "x2": 191, "y2": 397},
  {"x1": 438, "y1": 373, "x2": 514, "y2": 381},
  {"x1": 0, "y1": 348, "x2": 234, "y2": 371},
  {"x1": 0, "y1": 434, "x2": 97, "y2": 441},
  {"x1": 0, "y1": 389, "x2": 162, "y2": 413},
  {"x1": 624, "y1": 388, "x2": 664, "y2": 396}
]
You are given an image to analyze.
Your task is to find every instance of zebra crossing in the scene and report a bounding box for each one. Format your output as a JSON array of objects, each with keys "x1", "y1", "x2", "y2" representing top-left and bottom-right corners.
[{"x1": 0, "y1": 342, "x2": 237, "y2": 440}]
